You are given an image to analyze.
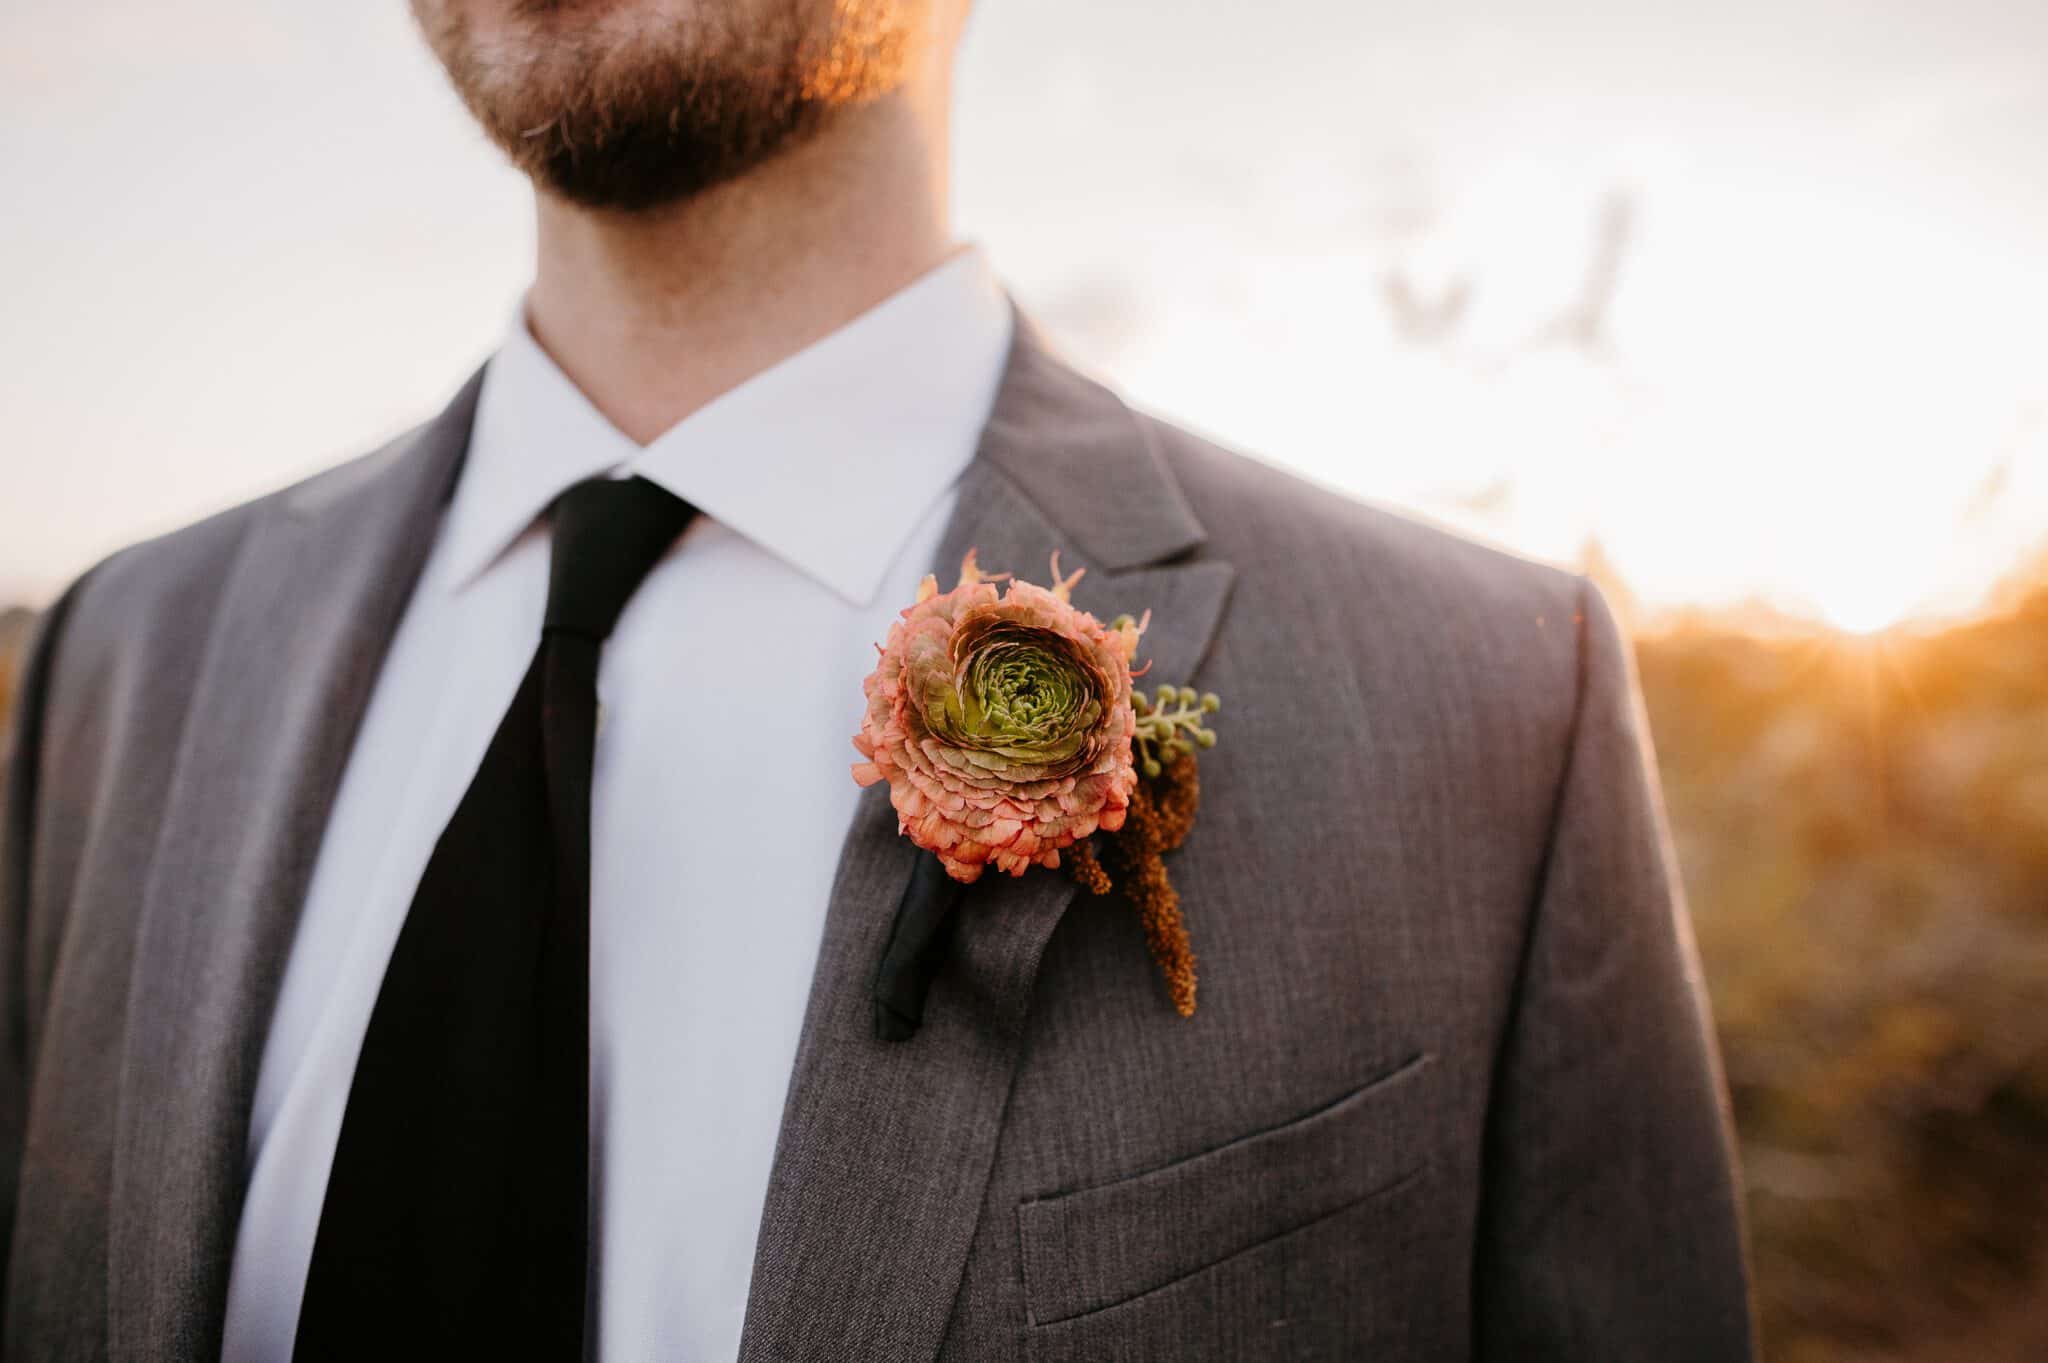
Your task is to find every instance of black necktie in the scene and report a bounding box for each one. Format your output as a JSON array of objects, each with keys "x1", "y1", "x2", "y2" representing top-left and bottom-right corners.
[{"x1": 294, "y1": 476, "x2": 696, "y2": 1362}]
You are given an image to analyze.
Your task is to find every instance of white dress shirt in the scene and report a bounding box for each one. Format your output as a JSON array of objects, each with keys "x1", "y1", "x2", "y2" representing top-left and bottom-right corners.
[{"x1": 220, "y1": 251, "x2": 1014, "y2": 1363}]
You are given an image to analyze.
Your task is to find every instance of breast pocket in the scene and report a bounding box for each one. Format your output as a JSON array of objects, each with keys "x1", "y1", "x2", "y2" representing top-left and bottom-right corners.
[{"x1": 1017, "y1": 1052, "x2": 1437, "y2": 1335}]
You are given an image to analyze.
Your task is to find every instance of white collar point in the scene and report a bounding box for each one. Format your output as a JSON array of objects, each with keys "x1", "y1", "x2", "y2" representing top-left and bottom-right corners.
[{"x1": 454, "y1": 247, "x2": 1013, "y2": 603}]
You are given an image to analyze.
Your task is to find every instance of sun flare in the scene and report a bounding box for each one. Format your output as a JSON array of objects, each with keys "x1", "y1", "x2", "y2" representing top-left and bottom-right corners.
[{"x1": 1806, "y1": 578, "x2": 1915, "y2": 636}]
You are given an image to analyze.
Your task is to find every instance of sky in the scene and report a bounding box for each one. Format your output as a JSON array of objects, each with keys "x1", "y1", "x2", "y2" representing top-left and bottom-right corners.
[{"x1": 3, "y1": 0, "x2": 2046, "y2": 630}]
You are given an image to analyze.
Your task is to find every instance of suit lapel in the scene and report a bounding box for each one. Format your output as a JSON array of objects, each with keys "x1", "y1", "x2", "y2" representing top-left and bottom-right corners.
[
  {"x1": 107, "y1": 377, "x2": 479, "y2": 1361},
  {"x1": 738, "y1": 319, "x2": 1234, "y2": 1362}
]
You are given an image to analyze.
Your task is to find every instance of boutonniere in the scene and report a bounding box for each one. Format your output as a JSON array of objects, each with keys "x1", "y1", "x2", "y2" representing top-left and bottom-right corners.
[{"x1": 853, "y1": 552, "x2": 1222, "y2": 1038}]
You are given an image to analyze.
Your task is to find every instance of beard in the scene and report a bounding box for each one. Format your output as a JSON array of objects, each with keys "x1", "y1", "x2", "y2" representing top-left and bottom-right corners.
[{"x1": 412, "y1": 0, "x2": 918, "y2": 213}]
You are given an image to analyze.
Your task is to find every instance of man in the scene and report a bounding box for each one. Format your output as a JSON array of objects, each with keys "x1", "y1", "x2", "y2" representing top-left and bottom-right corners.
[{"x1": 0, "y1": 0, "x2": 1755, "y2": 1358}]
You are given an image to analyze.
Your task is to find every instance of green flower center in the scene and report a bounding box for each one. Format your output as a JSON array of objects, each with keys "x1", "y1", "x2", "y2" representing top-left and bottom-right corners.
[{"x1": 926, "y1": 620, "x2": 1108, "y2": 775}]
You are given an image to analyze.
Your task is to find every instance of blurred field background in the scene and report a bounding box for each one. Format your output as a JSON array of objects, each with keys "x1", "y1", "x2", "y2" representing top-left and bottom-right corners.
[
  {"x1": 1632, "y1": 583, "x2": 2048, "y2": 1361},
  {"x1": 4, "y1": 1, "x2": 2046, "y2": 1357}
]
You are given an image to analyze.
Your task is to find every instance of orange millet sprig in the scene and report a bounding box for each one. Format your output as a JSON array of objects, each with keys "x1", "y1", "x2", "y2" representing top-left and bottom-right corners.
[{"x1": 1070, "y1": 750, "x2": 1206, "y2": 1017}]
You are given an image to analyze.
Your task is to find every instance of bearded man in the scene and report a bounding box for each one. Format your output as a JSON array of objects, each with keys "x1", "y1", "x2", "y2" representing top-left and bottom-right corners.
[{"x1": 0, "y1": 2, "x2": 1755, "y2": 1359}]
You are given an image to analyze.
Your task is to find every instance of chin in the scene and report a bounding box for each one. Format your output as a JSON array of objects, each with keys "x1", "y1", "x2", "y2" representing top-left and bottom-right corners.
[{"x1": 412, "y1": 0, "x2": 921, "y2": 212}]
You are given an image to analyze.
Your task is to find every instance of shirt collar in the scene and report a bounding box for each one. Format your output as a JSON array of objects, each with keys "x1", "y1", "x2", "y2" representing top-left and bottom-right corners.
[{"x1": 438, "y1": 247, "x2": 1014, "y2": 605}]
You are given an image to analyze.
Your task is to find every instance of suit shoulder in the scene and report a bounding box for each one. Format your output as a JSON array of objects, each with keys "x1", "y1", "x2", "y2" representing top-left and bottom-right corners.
[
  {"x1": 1135, "y1": 408, "x2": 1599, "y2": 802},
  {"x1": 45, "y1": 428, "x2": 423, "y2": 698}
]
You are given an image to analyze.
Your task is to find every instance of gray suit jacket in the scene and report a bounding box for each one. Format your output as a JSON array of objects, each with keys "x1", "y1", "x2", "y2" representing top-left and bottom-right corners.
[{"x1": 1, "y1": 318, "x2": 1754, "y2": 1361}]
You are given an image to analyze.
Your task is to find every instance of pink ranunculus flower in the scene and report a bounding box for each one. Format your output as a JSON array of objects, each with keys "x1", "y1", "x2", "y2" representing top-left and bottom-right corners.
[{"x1": 853, "y1": 552, "x2": 1145, "y2": 882}]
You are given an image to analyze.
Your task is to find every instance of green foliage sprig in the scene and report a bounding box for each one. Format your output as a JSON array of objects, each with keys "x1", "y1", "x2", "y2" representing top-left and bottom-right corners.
[{"x1": 1132, "y1": 684, "x2": 1220, "y2": 779}]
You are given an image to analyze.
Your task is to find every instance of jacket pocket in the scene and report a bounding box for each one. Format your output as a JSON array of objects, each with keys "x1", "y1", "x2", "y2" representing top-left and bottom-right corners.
[{"x1": 1017, "y1": 1051, "x2": 1437, "y2": 1328}]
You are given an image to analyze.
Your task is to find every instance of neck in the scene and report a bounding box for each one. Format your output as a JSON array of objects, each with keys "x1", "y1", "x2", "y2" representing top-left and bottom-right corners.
[{"x1": 525, "y1": 90, "x2": 955, "y2": 445}]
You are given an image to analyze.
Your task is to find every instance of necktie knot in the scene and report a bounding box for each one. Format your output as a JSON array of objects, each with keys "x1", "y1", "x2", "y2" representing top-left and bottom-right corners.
[{"x1": 543, "y1": 475, "x2": 696, "y2": 642}]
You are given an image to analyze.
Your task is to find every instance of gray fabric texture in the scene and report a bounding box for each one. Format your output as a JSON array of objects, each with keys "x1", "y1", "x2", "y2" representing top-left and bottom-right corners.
[{"x1": 0, "y1": 315, "x2": 1754, "y2": 1361}]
